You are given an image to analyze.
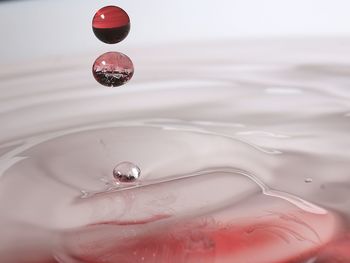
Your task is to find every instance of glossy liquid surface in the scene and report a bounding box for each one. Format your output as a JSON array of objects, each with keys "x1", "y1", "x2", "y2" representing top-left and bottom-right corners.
[{"x1": 1, "y1": 39, "x2": 350, "y2": 262}]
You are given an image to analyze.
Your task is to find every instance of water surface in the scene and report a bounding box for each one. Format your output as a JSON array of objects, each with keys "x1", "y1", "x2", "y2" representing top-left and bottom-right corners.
[{"x1": 0, "y1": 39, "x2": 350, "y2": 262}]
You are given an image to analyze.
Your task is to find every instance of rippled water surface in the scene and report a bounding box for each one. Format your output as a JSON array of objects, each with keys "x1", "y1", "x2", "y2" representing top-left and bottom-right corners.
[{"x1": 1, "y1": 39, "x2": 350, "y2": 262}]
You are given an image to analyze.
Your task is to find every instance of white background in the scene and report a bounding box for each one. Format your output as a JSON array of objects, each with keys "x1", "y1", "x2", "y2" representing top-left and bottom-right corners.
[{"x1": 1, "y1": 0, "x2": 350, "y2": 62}]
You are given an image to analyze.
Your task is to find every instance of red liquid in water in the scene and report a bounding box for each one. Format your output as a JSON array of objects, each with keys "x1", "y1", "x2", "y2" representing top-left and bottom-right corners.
[
  {"x1": 61, "y1": 220, "x2": 331, "y2": 262},
  {"x1": 92, "y1": 6, "x2": 130, "y2": 44},
  {"x1": 16, "y1": 231, "x2": 350, "y2": 263},
  {"x1": 28, "y1": 204, "x2": 340, "y2": 263}
]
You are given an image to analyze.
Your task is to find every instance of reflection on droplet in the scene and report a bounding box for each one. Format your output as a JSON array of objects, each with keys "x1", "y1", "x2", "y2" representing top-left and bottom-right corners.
[
  {"x1": 113, "y1": 161, "x2": 141, "y2": 183},
  {"x1": 92, "y1": 52, "x2": 134, "y2": 87}
]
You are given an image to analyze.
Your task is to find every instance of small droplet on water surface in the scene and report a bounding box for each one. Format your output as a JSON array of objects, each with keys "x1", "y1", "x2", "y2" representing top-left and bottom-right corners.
[
  {"x1": 92, "y1": 6, "x2": 130, "y2": 44},
  {"x1": 113, "y1": 161, "x2": 141, "y2": 183},
  {"x1": 305, "y1": 178, "x2": 313, "y2": 183},
  {"x1": 92, "y1": 52, "x2": 134, "y2": 87}
]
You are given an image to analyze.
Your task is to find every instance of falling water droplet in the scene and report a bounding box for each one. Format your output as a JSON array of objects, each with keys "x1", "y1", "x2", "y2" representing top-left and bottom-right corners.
[
  {"x1": 92, "y1": 6, "x2": 130, "y2": 44},
  {"x1": 92, "y1": 52, "x2": 134, "y2": 87},
  {"x1": 305, "y1": 178, "x2": 313, "y2": 183},
  {"x1": 113, "y1": 161, "x2": 141, "y2": 183}
]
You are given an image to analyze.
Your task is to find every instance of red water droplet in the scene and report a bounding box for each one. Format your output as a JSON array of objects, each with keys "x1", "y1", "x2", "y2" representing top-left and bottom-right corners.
[
  {"x1": 92, "y1": 6, "x2": 130, "y2": 44},
  {"x1": 92, "y1": 52, "x2": 134, "y2": 87}
]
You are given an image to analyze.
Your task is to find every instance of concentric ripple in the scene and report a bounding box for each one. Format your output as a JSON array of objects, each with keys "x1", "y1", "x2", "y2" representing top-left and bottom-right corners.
[{"x1": 1, "y1": 40, "x2": 350, "y2": 262}]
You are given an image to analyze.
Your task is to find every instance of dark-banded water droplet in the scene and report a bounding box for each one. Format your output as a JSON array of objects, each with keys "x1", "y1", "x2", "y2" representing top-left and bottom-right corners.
[
  {"x1": 92, "y1": 6, "x2": 130, "y2": 44},
  {"x1": 92, "y1": 52, "x2": 134, "y2": 87}
]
